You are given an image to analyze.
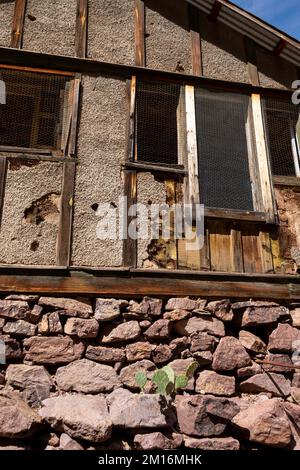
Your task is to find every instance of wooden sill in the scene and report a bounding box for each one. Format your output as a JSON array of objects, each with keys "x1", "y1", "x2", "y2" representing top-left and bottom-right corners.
[
  {"x1": 203, "y1": 207, "x2": 268, "y2": 223},
  {"x1": 123, "y1": 161, "x2": 188, "y2": 176},
  {"x1": 273, "y1": 176, "x2": 300, "y2": 187}
]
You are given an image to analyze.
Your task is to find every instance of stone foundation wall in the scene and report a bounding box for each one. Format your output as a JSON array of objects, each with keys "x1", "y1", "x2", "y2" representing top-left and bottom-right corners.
[{"x1": 0, "y1": 295, "x2": 300, "y2": 450}]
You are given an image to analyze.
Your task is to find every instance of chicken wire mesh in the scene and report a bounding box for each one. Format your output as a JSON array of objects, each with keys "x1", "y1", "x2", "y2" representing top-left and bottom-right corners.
[
  {"x1": 263, "y1": 97, "x2": 300, "y2": 177},
  {"x1": 135, "y1": 79, "x2": 182, "y2": 165},
  {"x1": 0, "y1": 68, "x2": 70, "y2": 150},
  {"x1": 195, "y1": 88, "x2": 254, "y2": 211}
]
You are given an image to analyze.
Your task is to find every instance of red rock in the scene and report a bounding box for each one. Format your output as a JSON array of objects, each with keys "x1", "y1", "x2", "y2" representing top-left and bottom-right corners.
[
  {"x1": 205, "y1": 299, "x2": 234, "y2": 322},
  {"x1": 168, "y1": 358, "x2": 197, "y2": 391},
  {"x1": 163, "y1": 309, "x2": 191, "y2": 321},
  {"x1": 184, "y1": 436, "x2": 240, "y2": 450},
  {"x1": 165, "y1": 297, "x2": 198, "y2": 311},
  {"x1": 152, "y1": 344, "x2": 173, "y2": 365},
  {"x1": 144, "y1": 319, "x2": 171, "y2": 340},
  {"x1": 263, "y1": 354, "x2": 293, "y2": 373},
  {"x1": 125, "y1": 342, "x2": 154, "y2": 362},
  {"x1": 38, "y1": 297, "x2": 92, "y2": 318},
  {"x1": 0, "y1": 300, "x2": 30, "y2": 320},
  {"x1": 268, "y1": 323, "x2": 300, "y2": 353},
  {"x1": 85, "y1": 345, "x2": 125, "y2": 363},
  {"x1": 190, "y1": 332, "x2": 216, "y2": 352},
  {"x1": 0, "y1": 335, "x2": 22, "y2": 360},
  {"x1": 23, "y1": 336, "x2": 84, "y2": 365},
  {"x1": 240, "y1": 306, "x2": 288, "y2": 327},
  {"x1": 239, "y1": 373, "x2": 291, "y2": 397},
  {"x1": 3, "y1": 320, "x2": 37, "y2": 337},
  {"x1": 64, "y1": 318, "x2": 99, "y2": 338},
  {"x1": 99, "y1": 321, "x2": 141, "y2": 343},
  {"x1": 127, "y1": 297, "x2": 162, "y2": 317},
  {"x1": 238, "y1": 330, "x2": 267, "y2": 354},
  {"x1": 95, "y1": 298, "x2": 128, "y2": 321},
  {"x1": 212, "y1": 337, "x2": 251, "y2": 371},
  {"x1": 119, "y1": 360, "x2": 156, "y2": 390},
  {"x1": 237, "y1": 362, "x2": 262, "y2": 378},
  {"x1": 174, "y1": 316, "x2": 225, "y2": 338},
  {"x1": 134, "y1": 432, "x2": 182, "y2": 450},
  {"x1": 196, "y1": 370, "x2": 235, "y2": 396}
]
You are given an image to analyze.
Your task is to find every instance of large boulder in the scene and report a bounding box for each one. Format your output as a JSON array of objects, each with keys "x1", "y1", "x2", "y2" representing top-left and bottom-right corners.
[
  {"x1": 212, "y1": 337, "x2": 251, "y2": 371},
  {"x1": 108, "y1": 388, "x2": 170, "y2": 429},
  {"x1": 0, "y1": 390, "x2": 43, "y2": 438},
  {"x1": 174, "y1": 316, "x2": 225, "y2": 338},
  {"x1": 232, "y1": 398, "x2": 292, "y2": 447},
  {"x1": 195, "y1": 370, "x2": 235, "y2": 396},
  {"x1": 23, "y1": 336, "x2": 84, "y2": 364},
  {"x1": 99, "y1": 321, "x2": 141, "y2": 343},
  {"x1": 239, "y1": 373, "x2": 291, "y2": 397},
  {"x1": 268, "y1": 323, "x2": 300, "y2": 353},
  {"x1": 64, "y1": 318, "x2": 99, "y2": 338},
  {"x1": 39, "y1": 394, "x2": 112, "y2": 442},
  {"x1": 56, "y1": 359, "x2": 120, "y2": 394}
]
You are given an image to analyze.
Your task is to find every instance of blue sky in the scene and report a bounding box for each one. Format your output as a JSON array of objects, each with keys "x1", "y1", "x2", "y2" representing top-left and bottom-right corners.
[{"x1": 234, "y1": 0, "x2": 300, "y2": 40}]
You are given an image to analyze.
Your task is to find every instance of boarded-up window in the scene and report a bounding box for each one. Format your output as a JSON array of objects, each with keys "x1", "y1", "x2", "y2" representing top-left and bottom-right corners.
[
  {"x1": 135, "y1": 80, "x2": 181, "y2": 165},
  {"x1": 195, "y1": 88, "x2": 254, "y2": 211},
  {"x1": 0, "y1": 68, "x2": 71, "y2": 150},
  {"x1": 263, "y1": 97, "x2": 300, "y2": 176}
]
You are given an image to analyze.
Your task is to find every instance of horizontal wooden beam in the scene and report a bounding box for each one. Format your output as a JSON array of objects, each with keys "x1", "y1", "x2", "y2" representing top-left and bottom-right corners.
[
  {"x1": 273, "y1": 175, "x2": 300, "y2": 187},
  {"x1": 123, "y1": 161, "x2": 187, "y2": 176},
  {"x1": 0, "y1": 46, "x2": 294, "y2": 98},
  {"x1": 204, "y1": 207, "x2": 268, "y2": 222},
  {"x1": 0, "y1": 268, "x2": 299, "y2": 300},
  {"x1": 274, "y1": 38, "x2": 287, "y2": 56}
]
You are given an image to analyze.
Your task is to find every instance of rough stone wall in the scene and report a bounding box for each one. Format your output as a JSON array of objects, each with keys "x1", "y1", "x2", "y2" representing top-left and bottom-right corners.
[
  {"x1": 274, "y1": 186, "x2": 300, "y2": 274},
  {"x1": 0, "y1": 0, "x2": 14, "y2": 47},
  {"x1": 0, "y1": 160, "x2": 62, "y2": 265},
  {"x1": 71, "y1": 75, "x2": 127, "y2": 267},
  {"x1": 257, "y1": 46, "x2": 298, "y2": 90},
  {"x1": 87, "y1": 0, "x2": 135, "y2": 65},
  {"x1": 145, "y1": 0, "x2": 192, "y2": 73},
  {"x1": 22, "y1": 0, "x2": 76, "y2": 56},
  {"x1": 0, "y1": 295, "x2": 300, "y2": 450},
  {"x1": 200, "y1": 12, "x2": 248, "y2": 83}
]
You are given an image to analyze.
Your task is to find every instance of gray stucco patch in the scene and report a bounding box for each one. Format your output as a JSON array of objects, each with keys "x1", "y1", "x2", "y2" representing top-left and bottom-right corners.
[
  {"x1": 0, "y1": 161, "x2": 63, "y2": 265},
  {"x1": 145, "y1": 0, "x2": 192, "y2": 73},
  {"x1": 200, "y1": 12, "x2": 248, "y2": 83},
  {"x1": 71, "y1": 75, "x2": 127, "y2": 267},
  {"x1": 87, "y1": 0, "x2": 135, "y2": 65},
  {"x1": 257, "y1": 47, "x2": 297, "y2": 89},
  {"x1": 0, "y1": 1, "x2": 14, "y2": 47},
  {"x1": 23, "y1": 0, "x2": 76, "y2": 56}
]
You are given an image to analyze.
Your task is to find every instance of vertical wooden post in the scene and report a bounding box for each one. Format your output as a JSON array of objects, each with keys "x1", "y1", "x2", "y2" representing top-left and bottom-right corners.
[
  {"x1": 75, "y1": 0, "x2": 88, "y2": 58},
  {"x1": 135, "y1": 0, "x2": 145, "y2": 66},
  {"x1": 185, "y1": 85, "x2": 200, "y2": 206},
  {"x1": 69, "y1": 74, "x2": 81, "y2": 155},
  {"x1": 0, "y1": 157, "x2": 7, "y2": 229},
  {"x1": 189, "y1": 4, "x2": 203, "y2": 76},
  {"x1": 244, "y1": 37, "x2": 260, "y2": 86},
  {"x1": 123, "y1": 77, "x2": 137, "y2": 267},
  {"x1": 11, "y1": 0, "x2": 27, "y2": 49}
]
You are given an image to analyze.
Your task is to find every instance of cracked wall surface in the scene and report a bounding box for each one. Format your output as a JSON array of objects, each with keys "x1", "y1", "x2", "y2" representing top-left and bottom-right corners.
[
  {"x1": 23, "y1": 0, "x2": 76, "y2": 56},
  {"x1": 71, "y1": 75, "x2": 127, "y2": 267},
  {"x1": 0, "y1": 1, "x2": 14, "y2": 47},
  {"x1": 87, "y1": 0, "x2": 135, "y2": 65},
  {"x1": 145, "y1": 0, "x2": 192, "y2": 73},
  {"x1": 0, "y1": 160, "x2": 62, "y2": 265}
]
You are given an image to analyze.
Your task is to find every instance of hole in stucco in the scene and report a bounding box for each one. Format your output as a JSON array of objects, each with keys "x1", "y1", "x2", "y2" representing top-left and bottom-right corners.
[
  {"x1": 30, "y1": 240, "x2": 39, "y2": 252},
  {"x1": 23, "y1": 193, "x2": 61, "y2": 226},
  {"x1": 91, "y1": 203, "x2": 99, "y2": 212},
  {"x1": 9, "y1": 159, "x2": 40, "y2": 171},
  {"x1": 27, "y1": 14, "x2": 36, "y2": 21},
  {"x1": 147, "y1": 200, "x2": 152, "y2": 206},
  {"x1": 110, "y1": 202, "x2": 117, "y2": 209}
]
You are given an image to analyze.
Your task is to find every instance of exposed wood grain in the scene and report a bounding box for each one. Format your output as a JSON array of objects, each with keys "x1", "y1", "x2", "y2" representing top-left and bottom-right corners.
[
  {"x1": 230, "y1": 223, "x2": 244, "y2": 273},
  {"x1": 242, "y1": 224, "x2": 263, "y2": 273},
  {"x1": 270, "y1": 229, "x2": 283, "y2": 273},
  {"x1": 209, "y1": 220, "x2": 232, "y2": 272},
  {"x1": 185, "y1": 85, "x2": 200, "y2": 205},
  {"x1": 11, "y1": 0, "x2": 27, "y2": 49},
  {"x1": 244, "y1": 37, "x2": 260, "y2": 86},
  {"x1": 75, "y1": 0, "x2": 88, "y2": 58},
  {"x1": 0, "y1": 64, "x2": 74, "y2": 76},
  {"x1": 189, "y1": 4, "x2": 202, "y2": 76},
  {"x1": 259, "y1": 228, "x2": 274, "y2": 273},
  {"x1": 0, "y1": 157, "x2": 7, "y2": 229},
  {"x1": 164, "y1": 179, "x2": 178, "y2": 269},
  {"x1": 199, "y1": 224, "x2": 211, "y2": 271},
  {"x1": 69, "y1": 75, "x2": 81, "y2": 155},
  {"x1": 135, "y1": 0, "x2": 145, "y2": 67},
  {"x1": 204, "y1": 207, "x2": 267, "y2": 222},
  {"x1": 273, "y1": 176, "x2": 300, "y2": 187},
  {"x1": 123, "y1": 161, "x2": 187, "y2": 176},
  {"x1": 56, "y1": 161, "x2": 76, "y2": 266}
]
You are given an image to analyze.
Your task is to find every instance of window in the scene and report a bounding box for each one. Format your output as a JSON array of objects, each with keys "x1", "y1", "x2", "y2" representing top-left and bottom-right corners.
[
  {"x1": 195, "y1": 88, "x2": 254, "y2": 212},
  {"x1": 0, "y1": 67, "x2": 71, "y2": 151},
  {"x1": 135, "y1": 80, "x2": 181, "y2": 165},
  {"x1": 263, "y1": 97, "x2": 300, "y2": 177}
]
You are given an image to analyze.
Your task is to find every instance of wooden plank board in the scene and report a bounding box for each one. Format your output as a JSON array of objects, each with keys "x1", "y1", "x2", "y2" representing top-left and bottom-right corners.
[
  {"x1": 135, "y1": 0, "x2": 145, "y2": 67},
  {"x1": 0, "y1": 157, "x2": 7, "y2": 229},
  {"x1": 230, "y1": 224, "x2": 244, "y2": 273},
  {"x1": 208, "y1": 220, "x2": 233, "y2": 272},
  {"x1": 185, "y1": 85, "x2": 200, "y2": 205},
  {"x1": 244, "y1": 37, "x2": 260, "y2": 86},
  {"x1": 241, "y1": 224, "x2": 263, "y2": 273},
  {"x1": 75, "y1": 0, "x2": 88, "y2": 58},
  {"x1": 69, "y1": 75, "x2": 81, "y2": 155},
  {"x1": 56, "y1": 161, "x2": 76, "y2": 266},
  {"x1": 259, "y1": 228, "x2": 274, "y2": 274},
  {"x1": 11, "y1": 0, "x2": 27, "y2": 49},
  {"x1": 189, "y1": 4, "x2": 202, "y2": 76}
]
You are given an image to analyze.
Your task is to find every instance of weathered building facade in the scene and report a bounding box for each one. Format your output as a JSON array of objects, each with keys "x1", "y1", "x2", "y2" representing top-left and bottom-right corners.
[{"x1": 0, "y1": 0, "x2": 300, "y2": 452}]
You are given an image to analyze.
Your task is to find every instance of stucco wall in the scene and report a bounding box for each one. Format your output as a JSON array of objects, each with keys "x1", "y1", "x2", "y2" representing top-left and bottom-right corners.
[
  {"x1": 87, "y1": 0, "x2": 135, "y2": 65},
  {"x1": 145, "y1": 0, "x2": 192, "y2": 73},
  {"x1": 0, "y1": 0, "x2": 14, "y2": 47},
  {"x1": 71, "y1": 75, "x2": 127, "y2": 267},
  {"x1": 0, "y1": 160, "x2": 62, "y2": 265},
  {"x1": 23, "y1": 0, "x2": 76, "y2": 56}
]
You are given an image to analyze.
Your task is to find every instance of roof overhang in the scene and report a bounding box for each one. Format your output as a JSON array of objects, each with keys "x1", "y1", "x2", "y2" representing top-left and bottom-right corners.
[{"x1": 187, "y1": 0, "x2": 300, "y2": 67}]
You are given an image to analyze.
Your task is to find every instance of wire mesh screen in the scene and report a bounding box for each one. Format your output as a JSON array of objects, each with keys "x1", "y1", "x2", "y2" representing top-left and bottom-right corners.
[
  {"x1": 135, "y1": 80, "x2": 181, "y2": 165},
  {"x1": 263, "y1": 97, "x2": 300, "y2": 176},
  {"x1": 195, "y1": 88, "x2": 254, "y2": 211},
  {"x1": 0, "y1": 68, "x2": 70, "y2": 150}
]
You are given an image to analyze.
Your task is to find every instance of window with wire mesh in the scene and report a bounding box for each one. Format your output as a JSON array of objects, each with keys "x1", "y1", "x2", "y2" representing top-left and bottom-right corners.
[
  {"x1": 195, "y1": 88, "x2": 254, "y2": 212},
  {"x1": 263, "y1": 97, "x2": 300, "y2": 177},
  {"x1": 135, "y1": 80, "x2": 181, "y2": 165},
  {"x1": 0, "y1": 68, "x2": 71, "y2": 150}
]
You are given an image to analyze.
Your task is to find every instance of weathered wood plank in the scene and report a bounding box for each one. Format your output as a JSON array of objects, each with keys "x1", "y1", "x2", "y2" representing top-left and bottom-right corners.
[
  {"x1": 244, "y1": 37, "x2": 260, "y2": 86},
  {"x1": 56, "y1": 161, "x2": 76, "y2": 266},
  {"x1": 259, "y1": 228, "x2": 274, "y2": 274},
  {"x1": 69, "y1": 75, "x2": 81, "y2": 155},
  {"x1": 135, "y1": 0, "x2": 145, "y2": 67},
  {"x1": 75, "y1": 0, "x2": 88, "y2": 58},
  {"x1": 231, "y1": 223, "x2": 244, "y2": 273},
  {"x1": 11, "y1": 0, "x2": 27, "y2": 49},
  {"x1": 189, "y1": 4, "x2": 202, "y2": 76},
  {"x1": 185, "y1": 85, "x2": 200, "y2": 205},
  {"x1": 209, "y1": 220, "x2": 232, "y2": 272},
  {"x1": 242, "y1": 224, "x2": 263, "y2": 273},
  {"x1": 0, "y1": 157, "x2": 7, "y2": 229}
]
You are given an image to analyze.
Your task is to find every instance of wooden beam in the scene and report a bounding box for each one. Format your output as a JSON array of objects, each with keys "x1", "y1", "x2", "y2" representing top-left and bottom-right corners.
[
  {"x1": 208, "y1": 0, "x2": 222, "y2": 22},
  {"x1": 244, "y1": 36, "x2": 260, "y2": 86},
  {"x1": 56, "y1": 160, "x2": 76, "y2": 266},
  {"x1": 75, "y1": 0, "x2": 88, "y2": 58},
  {"x1": 69, "y1": 75, "x2": 81, "y2": 155},
  {"x1": 274, "y1": 38, "x2": 287, "y2": 56},
  {"x1": 123, "y1": 161, "x2": 187, "y2": 176},
  {"x1": 135, "y1": 0, "x2": 145, "y2": 67},
  {"x1": 189, "y1": 4, "x2": 202, "y2": 76},
  {"x1": 185, "y1": 85, "x2": 200, "y2": 206},
  {"x1": 11, "y1": 0, "x2": 27, "y2": 49},
  {"x1": 204, "y1": 207, "x2": 267, "y2": 222},
  {"x1": 0, "y1": 157, "x2": 7, "y2": 229}
]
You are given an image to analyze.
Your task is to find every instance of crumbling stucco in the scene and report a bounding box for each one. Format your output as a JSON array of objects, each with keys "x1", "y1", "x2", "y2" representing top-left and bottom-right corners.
[
  {"x1": 257, "y1": 47, "x2": 297, "y2": 90},
  {"x1": 71, "y1": 75, "x2": 127, "y2": 267},
  {"x1": 200, "y1": 12, "x2": 248, "y2": 83},
  {"x1": 274, "y1": 186, "x2": 300, "y2": 274},
  {"x1": 23, "y1": 0, "x2": 76, "y2": 56},
  {"x1": 0, "y1": 161, "x2": 62, "y2": 265},
  {"x1": 145, "y1": 0, "x2": 192, "y2": 73},
  {"x1": 0, "y1": 0, "x2": 14, "y2": 47},
  {"x1": 137, "y1": 172, "x2": 167, "y2": 268},
  {"x1": 88, "y1": 0, "x2": 135, "y2": 65}
]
